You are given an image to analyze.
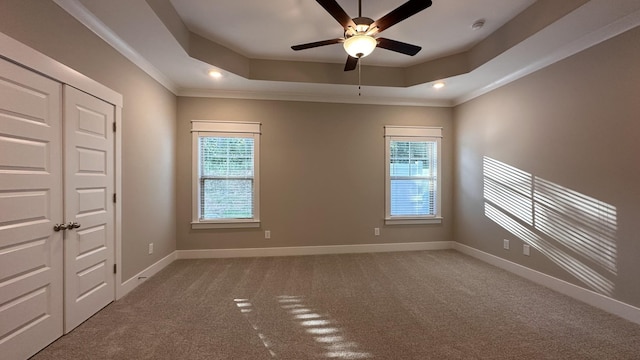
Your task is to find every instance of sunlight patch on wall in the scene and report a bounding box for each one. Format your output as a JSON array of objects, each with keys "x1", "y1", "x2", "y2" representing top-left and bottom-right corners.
[
  {"x1": 534, "y1": 177, "x2": 617, "y2": 273},
  {"x1": 485, "y1": 203, "x2": 614, "y2": 295},
  {"x1": 483, "y1": 157, "x2": 533, "y2": 225},
  {"x1": 482, "y1": 157, "x2": 617, "y2": 296}
]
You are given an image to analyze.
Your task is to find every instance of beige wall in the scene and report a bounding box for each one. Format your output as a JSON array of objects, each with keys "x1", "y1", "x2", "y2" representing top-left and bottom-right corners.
[
  {"x1": 453, "y1": 26, "x2": 640, "y2": 307},
  {"x1": 177, "y1": 98, "x2": 453, "y2": 250},
  {"x1": 4, "y1": 0, "x2": 636, "y2": 311},
  {"x1": 0, "y1": 0, "x2": 177, "y2": 280}
]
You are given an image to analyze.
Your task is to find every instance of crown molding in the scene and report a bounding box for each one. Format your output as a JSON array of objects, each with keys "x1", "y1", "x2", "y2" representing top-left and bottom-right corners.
[
  {"x1": 455, "y1": 2, "x2": 640, "y2": 106},
  {"x1": 53, "y1": 0, "x2": 179, "y2": 94},
  {"x1": 178, "y1": 88, "x2": 453, "y2": 107},
  {"x1": 54, "y1": 0, "x2": 640, "y2": 108},
  {"x1": 0, "y1": 31, "x2": 123, "y2": 107}
]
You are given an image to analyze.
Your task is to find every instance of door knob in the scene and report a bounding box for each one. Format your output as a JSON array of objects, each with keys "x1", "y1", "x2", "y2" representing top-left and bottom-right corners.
[
  {"x1": 54, "y1": 223, "x2": 68, "y2": 231},
  {"x1": 68, "y1": 221, "x2": 81, "y2": 229}
]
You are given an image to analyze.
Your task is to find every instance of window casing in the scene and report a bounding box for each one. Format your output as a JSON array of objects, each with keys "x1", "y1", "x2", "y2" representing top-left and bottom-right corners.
[
  {"x1": 384, "y1": 126, "x2": 442, "y2": 225},
  {"x1": 191, "y1": 121, "x2": 260, "y2": 229}
]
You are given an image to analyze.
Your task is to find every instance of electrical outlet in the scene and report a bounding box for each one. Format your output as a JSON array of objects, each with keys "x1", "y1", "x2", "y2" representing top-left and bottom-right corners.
[
  {"x1": 503, "y1": 239, "x2": 510, "y2": 250},
  {"x1": 265, "y1": 230, "x2": 271, "y2": 239},
  {"x1": 374, "y1": 227, "x2": 380, "y2": 236},
  {"x1": 523, "y1": 244, "x2": 530, "y2": 256},
  {"x1": 148, "y1": 243, "x2": 154, "y2": 255}
]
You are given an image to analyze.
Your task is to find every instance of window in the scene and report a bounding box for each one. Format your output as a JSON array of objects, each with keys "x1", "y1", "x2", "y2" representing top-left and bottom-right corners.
[
  {"x1": 191, "y1": 121, "x2": 260, "y2": 229},
  {"x1": 384, "y1": 126, "x2": 442, "y2": 225}
]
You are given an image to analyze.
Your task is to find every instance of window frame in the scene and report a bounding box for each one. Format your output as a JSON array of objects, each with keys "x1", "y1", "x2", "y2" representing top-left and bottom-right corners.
[
  {"x1": 191, "y1": 120, "x2": 261, "y2": 229},
  {"x1": 384, "y1": 126, "x2": 443, "y2": 225}
]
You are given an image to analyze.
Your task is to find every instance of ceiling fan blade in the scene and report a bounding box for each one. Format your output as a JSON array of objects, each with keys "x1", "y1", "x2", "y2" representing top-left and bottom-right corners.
[
  {"x1": 344, "y1": 55, "x2": 358, "y2": 71},
  {"x1": 376, "y1": 38, "x2": 422, "y2": 56},
  {"x1": 316, "y1": 0, "x2": 356, "y2": 30},
  {"x1": 291, "y1": 38, "x2": 343, "y2": 51},
  {"x1": 370, "y1": 0, "x2": 432, "y2": 33}
]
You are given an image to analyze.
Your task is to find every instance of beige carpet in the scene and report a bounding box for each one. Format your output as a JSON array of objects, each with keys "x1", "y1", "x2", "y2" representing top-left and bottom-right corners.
[{"x1": 32, "y1": 250, "x2": 640, "y2": 359}]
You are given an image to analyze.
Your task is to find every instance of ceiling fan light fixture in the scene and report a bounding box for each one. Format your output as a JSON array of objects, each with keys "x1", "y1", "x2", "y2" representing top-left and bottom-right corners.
[{"x1": 343, "y1": 35, "x2": 377, "y2": 58}]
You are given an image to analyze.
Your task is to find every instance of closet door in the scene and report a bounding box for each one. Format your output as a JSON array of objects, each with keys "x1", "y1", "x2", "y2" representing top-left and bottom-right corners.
[
  {"x1": 0, "y1": 59, "x2": 64, "y2": 359},
  {"x1": 63, "y1": 86, "x2": 115, "y2": 332}
]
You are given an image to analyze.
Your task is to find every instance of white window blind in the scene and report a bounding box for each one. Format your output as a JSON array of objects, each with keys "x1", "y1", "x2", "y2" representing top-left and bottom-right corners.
[
  {"x1": 199, "y1": 137, "x2": 254, "y2": 220},
  {"x1": 389, "y1": 140, "x2": 437, "y2": 216},
  {"x1": 384, "y1": 126, "x2": 442, "y2": 224},
  {"x1": 191, "y1": 121, "x2": 260, "y2": 229}
]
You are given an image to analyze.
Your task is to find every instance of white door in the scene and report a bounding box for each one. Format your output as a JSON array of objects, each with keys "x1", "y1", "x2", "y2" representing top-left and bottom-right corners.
[
  {"x1": 0, "y1": 59, "x2": 64, "y2": 359},
  {"x1": 63, "y1": 86, "x2": 115, "y2": 332}
]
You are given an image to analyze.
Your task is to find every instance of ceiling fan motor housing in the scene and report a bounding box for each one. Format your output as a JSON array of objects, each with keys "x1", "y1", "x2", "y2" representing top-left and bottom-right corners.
[{"x1": 346, "y1": 17, "x2": 375, "y2": 35}]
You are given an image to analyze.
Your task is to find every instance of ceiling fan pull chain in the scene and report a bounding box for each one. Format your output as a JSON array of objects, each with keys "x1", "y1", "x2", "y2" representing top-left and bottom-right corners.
[{"x1": 358, "y1": 58, "x2": 362, "y2": 96}]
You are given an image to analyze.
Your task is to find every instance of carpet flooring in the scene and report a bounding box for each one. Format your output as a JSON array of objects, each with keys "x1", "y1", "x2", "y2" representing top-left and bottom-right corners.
[{"x1": 32, "y1": 250, "x2": 640, "y2": 359}]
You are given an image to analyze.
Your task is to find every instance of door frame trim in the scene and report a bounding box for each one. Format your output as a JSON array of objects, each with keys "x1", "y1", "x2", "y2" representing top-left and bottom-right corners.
[{"x1": 0, "y1": 31, "x2": 126, "y2": 300}]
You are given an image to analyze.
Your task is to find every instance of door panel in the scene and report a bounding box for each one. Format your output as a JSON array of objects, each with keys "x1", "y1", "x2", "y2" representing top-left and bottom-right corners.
[
  {"x1": 63, "y1": 86, "x2": 115, "y2": 333},
  {"x1": 0, "y1": 59, "x2": 63, "y2": 360}
]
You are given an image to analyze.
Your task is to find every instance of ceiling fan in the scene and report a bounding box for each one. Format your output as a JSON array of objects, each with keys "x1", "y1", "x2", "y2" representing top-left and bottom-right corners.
[{"x1": 291, "y1": 0, "x2": 433, "y2": 71}]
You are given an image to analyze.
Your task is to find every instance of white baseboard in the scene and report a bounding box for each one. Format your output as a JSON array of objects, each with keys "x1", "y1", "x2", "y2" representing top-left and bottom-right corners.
[
  {"x1": 176, "y1": 241, "x2": 454, "y2": 259},
  {"x1": 114, "y1": 241, "x2": 640, "y2": 326},
  {"x1": 115, "y1": 242, "x2": 452, "y2": 299},
  {"x1": 453, "y1": 243, "x2": 640, "y2": 326},
  {"x1": 117, "y1": 251, "x2": 177, "y2": 299}
]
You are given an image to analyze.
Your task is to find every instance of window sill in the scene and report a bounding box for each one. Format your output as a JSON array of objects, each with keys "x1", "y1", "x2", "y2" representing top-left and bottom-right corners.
[
  {"x1": 191, "y1": 220, "x2": 261, "y2": 229},
  {"x1": 385, "y1": 217, "x2": 443, "y2": 225}
]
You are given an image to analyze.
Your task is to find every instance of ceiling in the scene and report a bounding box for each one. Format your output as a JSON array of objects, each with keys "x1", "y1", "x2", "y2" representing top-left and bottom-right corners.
[
  {"x1": 171, "y1": 0, "x2": 533, "y2": 66},
  {"x1": 55, "y1": 0, "x2": 640, "y2": 106}
]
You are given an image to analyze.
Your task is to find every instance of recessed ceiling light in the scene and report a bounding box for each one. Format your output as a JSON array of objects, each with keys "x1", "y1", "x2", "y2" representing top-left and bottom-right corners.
[
  {"x1": 208, "y1": 70, "x2": 222, "y2": 79},
  {"x1": 433, "y1": 82, "x2": 445, "y2": 89}
]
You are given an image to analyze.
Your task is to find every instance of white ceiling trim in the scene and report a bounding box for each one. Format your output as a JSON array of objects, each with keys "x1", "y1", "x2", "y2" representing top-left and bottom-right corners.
[
  {"x1": 0, "y1": 31, "x2": 123, "y2": 107},
  {"x1": 179, "y1": 88, "x2": 453, "y2": 107},
  {"x1": 51, "y1": 0, "x2": 454, "y2": 106},
  {"x1": 54, "y1": 0, "x2": 640, "y2": 108},
  {"x1": 53, "y1": 0, "x2": 179, "y2": 94},
  {"x1": 455, "y1": 3, "x2": 640, "y2": 106}
]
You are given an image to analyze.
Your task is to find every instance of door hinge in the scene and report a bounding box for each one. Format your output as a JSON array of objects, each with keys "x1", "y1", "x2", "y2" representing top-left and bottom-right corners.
[
  {"x1": 113, "y1": 122, "x2": 116, "y2": 132},
  {"x1": 113, "y1": 193, "x2": 116, "y2": 203},
  {"x1": 113, "y1": 264, "x2": 117, "y2": 274}
]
